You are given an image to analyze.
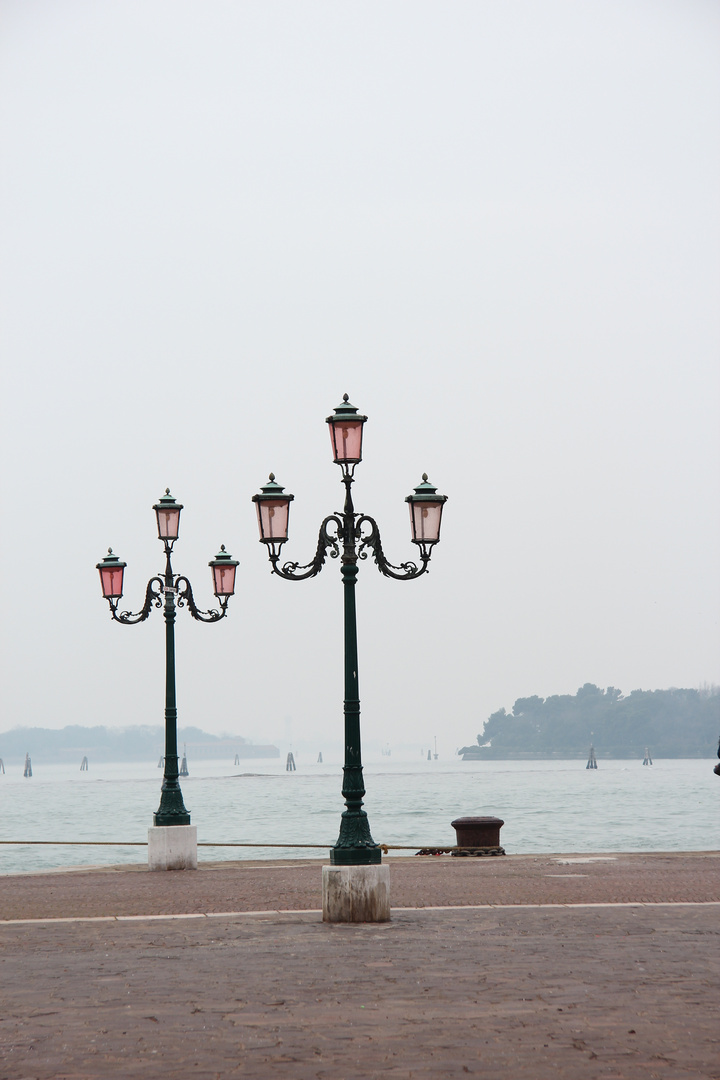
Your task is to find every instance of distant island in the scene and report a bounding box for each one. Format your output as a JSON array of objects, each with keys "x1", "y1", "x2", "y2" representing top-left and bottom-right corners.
[
  {"x1": 0, "y1": 725, "x2": 279, "y2": 765},
  {"x1": 458, "y1": 684, "x2": 720, "y2": 759}
]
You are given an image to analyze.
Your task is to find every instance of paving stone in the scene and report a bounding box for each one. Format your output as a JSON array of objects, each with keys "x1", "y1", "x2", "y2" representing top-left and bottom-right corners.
[
  {"x1": 1, "y1": 852, "x2": 719, "y2": 921},
  {"x1": 1, "y1": 853, "x2": 719, "y2": 1078}
]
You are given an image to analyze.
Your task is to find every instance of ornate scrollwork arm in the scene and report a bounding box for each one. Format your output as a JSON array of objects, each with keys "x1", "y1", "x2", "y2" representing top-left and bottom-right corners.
[
  {"x1": 176, "y1": 577, "x2": 228, "y2": 622},
  {"x1": 110, "y1": 578, "x2": 164, "y2": 624},
  {"x1": 271, "y1": 515, "x2": 342, "y2": 580},
  {"x1": 356, "y1": 515, "x2": 429, "y2": 580}
]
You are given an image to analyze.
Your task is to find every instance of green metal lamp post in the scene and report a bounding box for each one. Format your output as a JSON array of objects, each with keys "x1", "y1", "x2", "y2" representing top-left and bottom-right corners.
[
  {"x1": 253, "y1": 396, "x2": 447, "y2": 866},
  {"x1": 96, "y1": 491, "x2": 238, "y2": 827}
]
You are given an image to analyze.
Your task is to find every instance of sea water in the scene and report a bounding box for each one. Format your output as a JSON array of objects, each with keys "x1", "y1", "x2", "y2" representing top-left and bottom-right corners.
[{"x1": 0, "y1": 757, "x2": 717, "y2": 875}]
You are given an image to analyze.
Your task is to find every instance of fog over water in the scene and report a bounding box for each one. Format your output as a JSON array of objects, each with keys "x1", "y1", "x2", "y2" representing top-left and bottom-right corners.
[
  {"x1": 0, "y1": 2, "x2": 718, "y2": 760},
  {"x1": 0, "y1": 757, "x2": 716, "y2": 876}
]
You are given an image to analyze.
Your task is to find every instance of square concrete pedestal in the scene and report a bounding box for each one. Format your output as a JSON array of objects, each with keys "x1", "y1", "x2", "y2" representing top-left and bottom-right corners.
[
  {"x1": 322, "y1": 864, "x2": 390, "y2": 923},
  {"x1": 147, "y1": 825, "x2": 197, "y2": 871}
]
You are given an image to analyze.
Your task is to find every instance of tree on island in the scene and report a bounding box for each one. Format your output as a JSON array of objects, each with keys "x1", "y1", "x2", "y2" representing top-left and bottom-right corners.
[{"x1": 460, "y1": 684, "x2": 720, "y2": 758}]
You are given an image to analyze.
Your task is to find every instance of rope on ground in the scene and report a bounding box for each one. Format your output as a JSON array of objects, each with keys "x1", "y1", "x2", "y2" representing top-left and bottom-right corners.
[{"x1": 0, "y1": 840, "x2": 460, "y2": 852}]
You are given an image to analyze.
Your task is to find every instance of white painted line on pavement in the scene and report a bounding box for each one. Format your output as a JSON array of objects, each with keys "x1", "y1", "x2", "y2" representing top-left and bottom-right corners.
[{"x1": 2, "y1": 900, "x2": 720, "y2": 926}]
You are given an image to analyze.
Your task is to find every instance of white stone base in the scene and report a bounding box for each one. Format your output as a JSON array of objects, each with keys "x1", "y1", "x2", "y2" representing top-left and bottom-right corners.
[
  {"x1": 147, "y1": 825, "x2": 197, "y2": 871},
  {"x1": 322, "y1": 864, "x2": 390, "y2": 923}
]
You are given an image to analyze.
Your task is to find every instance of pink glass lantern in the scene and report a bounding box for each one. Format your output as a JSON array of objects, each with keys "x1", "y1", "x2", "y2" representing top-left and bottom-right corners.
[
  {"x1": 252, "y1": 474, "x2": 294, "y2": 546},
  {"x1": 326, "y1": 394, "x2": 368, "y2": 466},
  {"x1": 406, "y1": 475, "x2": 448, "y2": 548},
  {"x1": 209, "y1": 545, "x2": 239, "y2": 597},
  {"x1": 153, "y1": 489, "x2": 183, "y2": 541},
  {"x1": 96, "y1": 548, "x2": 126, "y2": 599}
]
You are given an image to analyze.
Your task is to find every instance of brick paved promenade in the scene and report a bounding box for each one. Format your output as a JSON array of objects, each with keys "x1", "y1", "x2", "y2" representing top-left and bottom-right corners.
[{"x1": 1, "y1": 852, "x2": 719, "y2": 1079}]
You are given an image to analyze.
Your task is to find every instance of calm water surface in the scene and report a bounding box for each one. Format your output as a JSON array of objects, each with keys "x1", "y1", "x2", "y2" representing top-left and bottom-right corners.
[{"x1": 1, "y1": 757, "x2": 717, "y2": 874}]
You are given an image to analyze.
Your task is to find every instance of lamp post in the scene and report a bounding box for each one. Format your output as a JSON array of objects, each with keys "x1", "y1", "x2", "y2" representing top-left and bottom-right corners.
[
  {"x1": 96, "y1": 490, "x2": 237, "y2": 866},
  {"x1": 253, "y1": 395, "x2": 447, "y2": 878}
]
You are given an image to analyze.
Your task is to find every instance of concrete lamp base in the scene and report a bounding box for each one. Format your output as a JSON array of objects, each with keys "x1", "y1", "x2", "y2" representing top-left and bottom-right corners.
[
  {"x1": 147, "y1": 825, "x2": 197, "y2": 871},
  {"x1": 322, "y1": 864, "x2": 390, "y2": 923}
]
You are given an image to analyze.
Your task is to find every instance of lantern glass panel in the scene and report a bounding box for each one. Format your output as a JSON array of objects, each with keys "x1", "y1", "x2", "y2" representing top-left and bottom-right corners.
[
  {"x1": 329, "y1": 418, "x2": 364, "y2": 464},
  {"x1": 410, "y1": 501, "x2": 444, "y2": 544},
  {"x1": 212, "y1": 563, "x2": 237, "y2": 597},
  {"x1": 257, "y1": 499, "x2": 290, "y2": 542},
  {"x1": 156, "y1": 506, "x2": 181, "y2": 540},
  {"x1": 100, "y1": 565, "x2": 124, "y2": 599}
]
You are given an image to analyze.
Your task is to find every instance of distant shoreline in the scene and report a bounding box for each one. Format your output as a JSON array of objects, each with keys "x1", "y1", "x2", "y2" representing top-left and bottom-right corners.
[
  {"x1": 0, "y1": 724, "x2": 280, "y2": 765},
  {"x1": 458, "y1": 749, "x2": 710, "y2": 760}
]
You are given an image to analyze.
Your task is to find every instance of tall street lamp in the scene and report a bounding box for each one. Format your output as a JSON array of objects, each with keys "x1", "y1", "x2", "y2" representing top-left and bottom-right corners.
[
  {"x1": 253, "y1": 396, "x2": 446, "y2": 919},
  {"x1": 96, "y1": 489, "x2": 238, "y2": 870}
]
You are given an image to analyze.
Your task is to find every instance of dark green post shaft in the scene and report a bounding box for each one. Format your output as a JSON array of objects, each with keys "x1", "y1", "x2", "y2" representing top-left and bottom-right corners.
[
  {"x1": 330, "y1": 477, "x2": 381, "y2": 865},
  {"x1": 154, "y1": 547, "x2": 190, "y2": 826}
]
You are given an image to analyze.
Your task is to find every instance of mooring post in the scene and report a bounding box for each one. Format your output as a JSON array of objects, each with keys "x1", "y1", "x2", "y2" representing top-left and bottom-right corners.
[{"x1": 450, "y1": 816, "x2": 506, "y2": 856}]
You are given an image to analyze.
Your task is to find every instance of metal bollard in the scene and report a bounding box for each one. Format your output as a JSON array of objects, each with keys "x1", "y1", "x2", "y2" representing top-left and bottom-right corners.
[{"x1": 450, "y1": 815, "x2": 505, "y2": 856}]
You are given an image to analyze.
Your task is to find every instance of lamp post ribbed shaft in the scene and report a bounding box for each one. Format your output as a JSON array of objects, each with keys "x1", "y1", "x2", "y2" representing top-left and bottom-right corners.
[
  {"x1": 154, "y1": 554, "x2": 190, "y2": 826},
  {"x1": 334, "y1": 476, "x2": 378, "y2": 863}
]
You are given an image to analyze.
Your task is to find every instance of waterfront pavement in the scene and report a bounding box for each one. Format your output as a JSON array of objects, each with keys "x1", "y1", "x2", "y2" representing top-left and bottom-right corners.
[{"x1": 1, "y1": 852, "x2": 719, "y2": 1079}]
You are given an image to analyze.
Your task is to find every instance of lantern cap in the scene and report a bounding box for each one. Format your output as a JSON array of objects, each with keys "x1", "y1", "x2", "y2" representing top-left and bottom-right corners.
[
  {"x1": 325, "y1": 393, "x2": 368, "y2": 426},
  {"x1": 152, "y1": 488, "x2": 183, "y2": 513},
  {"x1": 96, "y1": 547, "x2": 126, "y2": 571},
  {"x1": 208, "y1": 544, "x2": 239, "y2": 569},
  {"x1": 405, "y1": 474, "x2": 448, "y2": 504},
  {"x1": 251, "y1": 473, "x2": 295, "y2": 503}
]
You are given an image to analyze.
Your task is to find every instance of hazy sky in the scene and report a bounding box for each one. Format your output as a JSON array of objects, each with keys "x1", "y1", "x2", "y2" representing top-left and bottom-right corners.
[{"x1": 1, "y1": 0, "x2": 718, "y2": 759}]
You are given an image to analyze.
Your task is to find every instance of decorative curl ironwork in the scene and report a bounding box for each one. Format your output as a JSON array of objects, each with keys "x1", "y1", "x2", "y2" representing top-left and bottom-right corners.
[
  {"x1": 176, "y1": 577, "x2": 228, "y2": 622},
  {"x1": 355, "y1": 515, "x2": 428, "y2": 580},
  {"x1": 110, "y1": 578, "x2": 164, "y2": 624},
  {"x1": 271, "y1": 515, "x2": 343, "y2": 581}
]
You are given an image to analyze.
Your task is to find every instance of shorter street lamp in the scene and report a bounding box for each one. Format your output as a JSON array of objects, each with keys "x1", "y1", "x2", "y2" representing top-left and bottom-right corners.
[
  {"x1": 253, "y1": 396, "x2": 447, "y2": 875},
  {"x1": 96, "y1": 490, "x2": 237, "y2": 848}
]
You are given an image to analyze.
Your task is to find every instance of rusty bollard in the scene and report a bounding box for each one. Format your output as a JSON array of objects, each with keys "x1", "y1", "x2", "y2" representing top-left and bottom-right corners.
[{"x1": 450, "y1": 816, "x2": 505, "y2": 856}]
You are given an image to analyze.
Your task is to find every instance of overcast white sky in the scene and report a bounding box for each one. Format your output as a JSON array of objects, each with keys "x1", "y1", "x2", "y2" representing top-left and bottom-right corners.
[{"x1": 1, "y1": 0, "x2": 718, "y2": 759}]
